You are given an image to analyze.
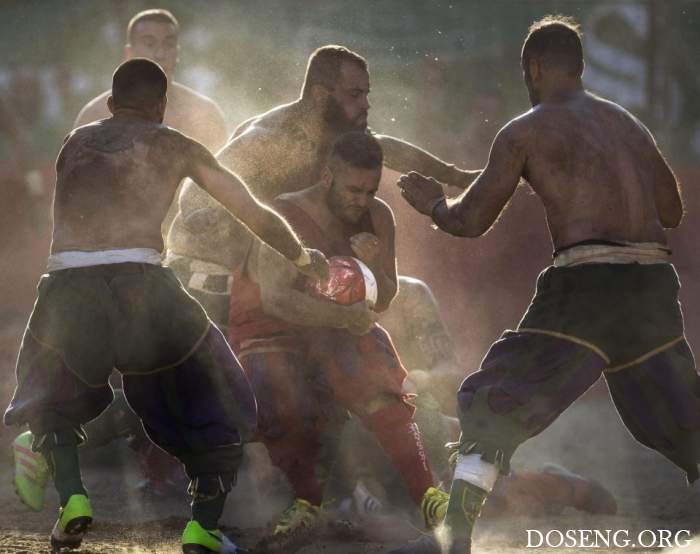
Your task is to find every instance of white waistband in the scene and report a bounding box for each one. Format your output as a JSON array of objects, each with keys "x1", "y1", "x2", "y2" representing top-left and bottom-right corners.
[
  {"x1": 554, "y1": 242, "x2": 670, "y2": 267},
  {"x1": 48, "y1": 248, "x2": 162, "y2": 271}
]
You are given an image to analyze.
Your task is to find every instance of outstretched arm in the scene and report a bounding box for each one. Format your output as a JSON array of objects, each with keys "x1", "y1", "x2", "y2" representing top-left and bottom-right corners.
[
  {"x1": 397, "y1": 122, "x2": 525, "y2": 237},
  {"x1": 375, "y1": 134, "x2": 480, "y2": 190}
]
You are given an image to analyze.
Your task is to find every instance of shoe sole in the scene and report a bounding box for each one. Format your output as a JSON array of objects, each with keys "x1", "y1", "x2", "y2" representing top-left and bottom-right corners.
[
  {"x1": 182, "y1": 544, "x2": 218, "y2": 554},
  {"x1": 64, "y1": 515, "x2": 93, "y2": 536},
  {"x1": 50, "y1": 516, "x2": 93, "y2": 552}
]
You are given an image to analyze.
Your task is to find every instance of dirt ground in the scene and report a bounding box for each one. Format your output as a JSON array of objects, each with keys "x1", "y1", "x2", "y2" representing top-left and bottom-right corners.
[{"x1": 2, "y1": 389, "x2": 700, "y2": 554}]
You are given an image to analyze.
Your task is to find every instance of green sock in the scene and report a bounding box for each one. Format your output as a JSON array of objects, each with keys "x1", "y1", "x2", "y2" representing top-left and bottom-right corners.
[
  {"x1": 191, "y1": 489, "x2": 227, "y2": 531},
  {"x1": 444, "y1": 479, "x2": 488, "y2": 541},
  {"x1": 39, "y1": 432, "x2": 88, "y2": 507}
]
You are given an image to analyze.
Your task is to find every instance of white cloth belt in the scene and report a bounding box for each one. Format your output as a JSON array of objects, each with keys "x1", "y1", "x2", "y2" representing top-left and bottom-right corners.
[
  {"x1": 554, "y1": 242, "x2": 670, "y2": 268},
  {"x1": 164, "y1": 251, "x2": 233, "y2": 294},
  {"x1": 48, "y1": 248, "x2": 162, "y2": 271}
]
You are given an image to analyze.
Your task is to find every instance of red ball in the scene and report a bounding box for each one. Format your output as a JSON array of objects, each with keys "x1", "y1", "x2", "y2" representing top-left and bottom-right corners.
[{"x1": 306, "y1": 256, "x2": 377, "y2": 307}]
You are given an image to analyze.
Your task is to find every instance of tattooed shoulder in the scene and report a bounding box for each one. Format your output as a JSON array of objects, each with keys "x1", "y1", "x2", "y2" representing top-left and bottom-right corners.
[{"x1": 79, "y1": 123, "x2": 150, "y2": 154}]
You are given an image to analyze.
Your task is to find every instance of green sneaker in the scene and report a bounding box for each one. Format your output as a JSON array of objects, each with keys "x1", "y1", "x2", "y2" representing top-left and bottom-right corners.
[
  {"x1": 12, "y1": 431, "x2": 49, "y2": 512},
  {"x1": 420, "y1": 487, "x2": 449, "y2": 530},
  {"x1": 50, "y1": 494, "x2": 93, "y2": 552},
  {"x1": 181, "y1": 520, "x2": 246, "y2": 553},
  {"x1": 273, "y1": 498, "x2": 322, "y2": 536}
]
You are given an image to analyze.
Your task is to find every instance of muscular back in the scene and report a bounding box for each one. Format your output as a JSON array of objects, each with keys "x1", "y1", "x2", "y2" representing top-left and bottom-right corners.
[
  {"x1": 519, "y1": 92, "x2": 678, "y2": 248},
  {"x1": 442, "y1": 90, "x2": 682, "y2": 246},
  {"x1": 52, "y1": 115, "x2": 199, "y2": 254}
]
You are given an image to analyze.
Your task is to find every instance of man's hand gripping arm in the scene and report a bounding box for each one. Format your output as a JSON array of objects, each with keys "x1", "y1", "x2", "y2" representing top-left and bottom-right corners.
[{"x1": 258, "y1": 243, "x2": 377, "y2": 336}]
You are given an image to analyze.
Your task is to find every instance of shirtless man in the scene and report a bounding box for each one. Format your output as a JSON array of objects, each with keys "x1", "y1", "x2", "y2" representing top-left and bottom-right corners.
[
  {"x1": 75, "y1": 8, "x2": 227, "y2": 151},
  {"x1": 74, "y1": 8, "x2": 228, "y2": 234},
  {"x1": 3, "y1": 58, "x2": 327, "y2": 554},
  {"x1": 166, "y1": 45, "x2": 479, "y2": 334},
  {"x1": 9, "y1": 8, "x2": 230, "y2": 509},
  {"x1": 228, "y1": 132, "x2": 447, "y2": 539},
  {"x1": 389, "y1": 15, "x2": 696, "y2": 553}
]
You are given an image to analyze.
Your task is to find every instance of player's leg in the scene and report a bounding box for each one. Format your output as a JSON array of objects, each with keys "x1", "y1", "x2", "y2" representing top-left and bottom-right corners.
[
  {"x1": 4, "y1": 271, "x2": 117, "y2": 550},
  {"x1": 309, "y1": 326, "x2": 448, "y2": 529},
  {"x1": 239, "y1": 347, "x2": 326, "y2": 536},
  {"x1": 387, "y1": 330, "x2": 606, "y2": 553},
  {"x1": 122, "y1": 324, "x2": 255, "y2": 554},
  {"x1": 605, "y1": 337, "x2": 700, "y2": 484}
]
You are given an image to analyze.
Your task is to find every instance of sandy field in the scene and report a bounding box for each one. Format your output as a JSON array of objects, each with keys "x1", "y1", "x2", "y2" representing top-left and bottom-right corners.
[{"x1": 2, "y1": 387, "x2": 700, "y2": 554}]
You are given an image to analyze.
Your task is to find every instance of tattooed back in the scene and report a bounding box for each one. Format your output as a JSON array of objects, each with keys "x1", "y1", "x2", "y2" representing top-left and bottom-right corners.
[{"x1": 51, "y1": 115, "x2": 196, "y2": 255}]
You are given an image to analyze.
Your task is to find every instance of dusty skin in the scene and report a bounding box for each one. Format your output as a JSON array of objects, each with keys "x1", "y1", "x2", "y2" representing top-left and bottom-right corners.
[{"x1": 2, "y1": 392, "x2": 700, "y2": 553}]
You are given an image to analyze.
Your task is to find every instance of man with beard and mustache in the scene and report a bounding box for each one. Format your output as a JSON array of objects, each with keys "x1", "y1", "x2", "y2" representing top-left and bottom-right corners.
[
  {"x1": 227, "y1": 132, "x2": 446, "y2": 539},
  {"x1": 161, "y1": 45, "x2": 482, "y2": 536},
  {"x1": 390, "y1": 15, "x2": 695, "y2": 554},
  {"x1": 165, "y1": 45, "x2": 480, "y2": 337}
]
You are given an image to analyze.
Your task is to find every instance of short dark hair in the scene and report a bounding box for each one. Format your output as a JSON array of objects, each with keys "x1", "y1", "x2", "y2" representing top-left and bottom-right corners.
[
  {"x1": 328, "y1": 132, "x2": 383, "y2": 171},
  {"x1": 127, "y1": 9, "x2": 179, "y2": 43},
  {"x1": 111, "y1": 58, "x2": 168, "y2": 111},
  {"x1": 302, "y1": 45, "x2": 368, "y2": 99},
  {"x1": 521, "y1": 15, "x2": 583, "y2": 77}
]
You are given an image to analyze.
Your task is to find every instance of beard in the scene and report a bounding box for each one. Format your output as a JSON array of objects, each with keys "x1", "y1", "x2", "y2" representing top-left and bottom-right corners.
[
  {"x1": 322, "y1": 95, "x2": 368, "y2": 134},
  {"x1": 327, "y1": 181, "x2": 364, "y2": 224}
]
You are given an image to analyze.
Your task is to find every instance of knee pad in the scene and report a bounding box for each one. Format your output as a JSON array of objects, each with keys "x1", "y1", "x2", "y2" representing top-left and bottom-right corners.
[{"x1": 187, "y1": 473, "x2": 237, "y2": 499}]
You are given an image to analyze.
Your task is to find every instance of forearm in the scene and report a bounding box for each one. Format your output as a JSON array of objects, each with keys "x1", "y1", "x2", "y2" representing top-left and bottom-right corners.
[
  {"x1": 370, "y1": 267, "x2": 397, "y2": 313},
  {"x1": 430, "y1": 196, "x2": 484, "y2": 238},
  {"x1": 263, "y1": 290, "x2": 350, "y2": 328},
  {"x1": 377, "y1": 134, "x2": 479, "y2": 190}
]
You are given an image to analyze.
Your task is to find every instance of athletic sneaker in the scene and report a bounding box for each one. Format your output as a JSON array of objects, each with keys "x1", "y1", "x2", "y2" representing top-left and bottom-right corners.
[
  {"x1": 273, "y1": 498, "x2": 322, "y2": 536},
  {"x1": 539, "y1": 463, "x2": 617, "y2": 515},
  {"x1": 50, "y1": 494, "x2": 93, "y2": 552},
  {"x1": 12, "y1": 431, "x2": 49, "y2": 512},
  {"x1": 420, "y1": 487, "x2": 449, "y2": 530},
  {"x1": 181, "y1": 520, "x2": 246, "y2": 553},
  {"x1": 385, "y1": 534, "x2": 471, "y2": 553},
  {"x1": 353, "y1": 480, "x2": 383, "y2": 515}
]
